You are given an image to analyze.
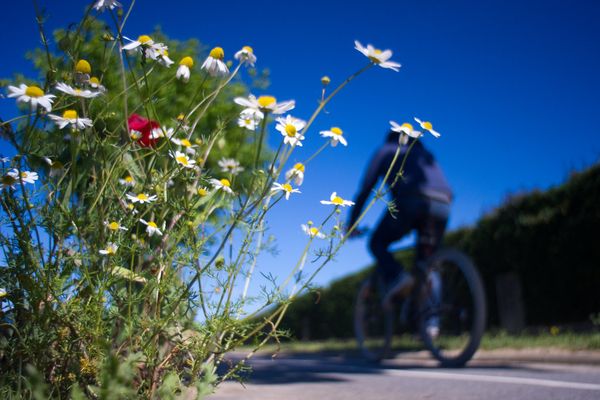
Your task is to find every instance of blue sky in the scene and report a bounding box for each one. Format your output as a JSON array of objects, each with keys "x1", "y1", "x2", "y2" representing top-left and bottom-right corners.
[{"x1": 2, "y1": 1, "x2": 600, "y2": 296}]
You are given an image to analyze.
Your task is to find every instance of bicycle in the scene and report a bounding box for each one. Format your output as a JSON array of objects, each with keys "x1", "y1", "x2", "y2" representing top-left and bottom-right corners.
[{"x1": 353, "y1": 234, "x2": 486, "y2": 367}]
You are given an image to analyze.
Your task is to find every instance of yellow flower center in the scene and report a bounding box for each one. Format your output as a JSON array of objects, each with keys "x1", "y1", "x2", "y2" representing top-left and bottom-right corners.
[
  {"x1": 106, "y1": 246, "x2": 116, "y2": 255},
  {"x1": 89, "y1": 77, "x2": 100, "y2": 85},
  {"x1": 63, "y1": 110, "x2": 78, "y2": 119},
  {"x1": 282, "y1": 183, "x2": 293, "y2": 192},
  {"x1": 332, "y1": 196, "x2": 344, "y2": 205},
  {"x1": 147, "y1": 221, "x2": 158, "y2": 228},
  {"x1": 198, "y1": 187, "x2": 208, "y2": 196},
  {"x1": 180, "y1": 139, "x2": 192, "y2": 147},
  {"x1": 125, "y1": 176, "x2": 134, "y2": 183},
  {"x1": 257, "y1": 95, "x2": 276, "y2": 108},
  {"x1": 138, "y1": 35, "x2": 152, "y2": 44},
  {"x1": 401, "y1": 123, "x2": 413, "y2": 130},
  {"x1": 177, "y1": 113, "x2": 185, "y2": 121},
  {"x1": 25, "y1": 85, "x2": 44, "y2": 98},
  {"x1": 179, "y1": 56, "x2": 194, "y2": 67},
  {"x1": 137, "y1": 193, "x2": 148, "y2": 201},
  {"x1": 242, "y1": 45, "x2": 254, "y2": 53},
  {"x1": 220, "y1": 178, "x2": 231, "y2": 187},
  {"x1": 75, "y1": 60, "x2": 92, "y2": 74},
  {"x1": 209, "y1": 47, "x2": 225, "y2": 60},
  {"x1": 107, "y1": 222, "x2": 120, "y2": 231},
  {"x1": 309, "y1": 227, "x2": 320, "y2": 236},
  {"x1": 422, "y1": 121, "x2": 433, "y2": 130},
  {"x1": 285, "y1": 124, "x2": 297, "y2": 137},
  {"x1": 369, "y1": 50, "x2": 383, "y2": 63},
  {"x1": 293, "y1": 162, "x2": 305, "y2": 172},
  {"x1": 176, "y1": 155, "x2": 189, "y2": 165},
  {"x1": 330, "y1": 127, "x2": 343, "y2": 136},
  {"x1": 321, "y1": 76, "x2": 331, "y2": 85}
]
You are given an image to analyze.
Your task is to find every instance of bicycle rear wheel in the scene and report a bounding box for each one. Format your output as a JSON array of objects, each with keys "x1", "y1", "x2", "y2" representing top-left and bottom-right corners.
[
  {"x1": 354, "y1": 278, "x2": 393, "y2": 361},
  {"x1": 418, "y1": 248, "x2": 486, "y2": 367}
]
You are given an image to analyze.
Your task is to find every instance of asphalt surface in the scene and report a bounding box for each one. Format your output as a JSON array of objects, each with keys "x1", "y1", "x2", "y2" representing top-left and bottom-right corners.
[{"x1": 207, "y1": 351, "x2": 600, "y2": 400}]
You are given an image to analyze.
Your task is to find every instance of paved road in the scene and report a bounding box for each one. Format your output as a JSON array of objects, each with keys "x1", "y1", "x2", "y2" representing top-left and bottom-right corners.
[{"x1": 208, "y1": 352, "x2": 600, "y2": 400}]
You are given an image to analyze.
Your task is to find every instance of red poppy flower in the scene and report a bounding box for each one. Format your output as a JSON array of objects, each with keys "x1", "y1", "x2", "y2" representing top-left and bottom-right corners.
[{"x1": 128, "y1": 113, "x2": 160, "y2": 148}]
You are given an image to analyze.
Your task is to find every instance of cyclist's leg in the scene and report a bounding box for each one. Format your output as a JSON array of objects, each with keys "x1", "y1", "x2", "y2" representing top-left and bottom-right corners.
[
  {"x1": 415, "y1": 199, "x2": 449, "y2": 263},
  {"x1": 369, "y1": 210, "x2": 413, "y2": 284},
  {"x1": 415, "y1": 199, "x2": 450, "y2": 335}
]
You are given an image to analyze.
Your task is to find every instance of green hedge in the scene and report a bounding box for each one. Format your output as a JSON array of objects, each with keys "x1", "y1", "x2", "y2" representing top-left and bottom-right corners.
[{"x1": 279, "y1": 164, "x2": 600, "y2": 340}]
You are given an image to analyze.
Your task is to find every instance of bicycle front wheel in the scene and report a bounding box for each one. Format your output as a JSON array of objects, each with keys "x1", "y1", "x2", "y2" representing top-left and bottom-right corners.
[
  {"x1": 354, "y1": 278, "x2": 393, "y2": 361},
  {"x1": 418, "y1": 248, "x2": 486, "y2": 367}
]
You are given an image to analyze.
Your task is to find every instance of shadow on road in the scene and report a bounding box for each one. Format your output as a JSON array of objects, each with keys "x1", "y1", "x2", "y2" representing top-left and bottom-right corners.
[{"x1": 219, "y1": 351, "x2": 548, "y2": 385}]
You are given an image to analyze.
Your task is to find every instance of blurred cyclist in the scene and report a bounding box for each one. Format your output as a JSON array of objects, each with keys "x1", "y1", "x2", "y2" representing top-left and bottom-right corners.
[{"x1": 347, "y1": 125, "x2": 452, "y2": 308}]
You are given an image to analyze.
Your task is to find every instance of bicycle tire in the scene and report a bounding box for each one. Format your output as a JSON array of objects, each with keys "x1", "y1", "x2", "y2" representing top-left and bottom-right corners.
[
  {"x1": 354, "y1": 278, "x2": 394, "y2": 361},
  {"x1": 418, "y1": 248, "x2": 486, "y2": 367}
]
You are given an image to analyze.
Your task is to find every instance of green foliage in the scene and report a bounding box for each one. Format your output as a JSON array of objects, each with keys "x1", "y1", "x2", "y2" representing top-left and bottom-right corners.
[
  {"x1": 0, "y1": 5, "x2": 408, "y2": 398},
  {"x1": 446, "y1": 163, "x2": 600, "y2": 326}
]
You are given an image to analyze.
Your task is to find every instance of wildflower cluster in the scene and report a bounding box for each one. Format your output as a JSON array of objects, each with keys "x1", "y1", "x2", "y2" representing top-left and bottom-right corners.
[{"x1": 0, "y1": 1, "x2": 441, "y2": 398}]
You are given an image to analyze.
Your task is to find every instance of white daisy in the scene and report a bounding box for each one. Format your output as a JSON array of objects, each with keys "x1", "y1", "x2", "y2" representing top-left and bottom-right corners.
[
  {"x1": 119, "y1": 175, "x2": 136, "y2": 187},
  {"x1": 285, "y1": 162, "x2": 305, "y2": 186},
  {"x1": 55, "y1": 82, "x2": 102, "y2": 98},
  {"x1": 218, "y1": 158, "x2": 244, "y2": 175},
  {"x1": 170, "y1": 150, "x2": 196, "y2": 169},
  {"x1": 320, "y1": 192, "x2": 355, "y2": 207},
  {"x1": 271, "y1": 182, "x2": 300, "y2": 200},
  {"x1": 104, "y1": 221, "x2": 128, "y2": 231},
  {"x1": 170, "y1": 137, "x2": 197, "y2": 154},
  {"x1": 5, "y1": 169, "x2": 38, "y2": 186},
  {"x1": 234, "y1": 94, "x2": 295, "y2": 119},
  {"x1": 301, "y1": 224, "x2": 326, "y2": 239},
  {"x1": 197, "y1": 186, "x2": 210, "y2": 196},
  {"x1": 414, "y1": 117, "x2": 441, "y2": 138},
  {"x1": 140, "y1": 219, "x2": 163, "y2": 237},
  {"x1": 0, "y1": 157, "x2": 10, "y2": 163},
  {"x1": 176, "y1": 56, "x2": 194, "y2": 82},
  {"x1": 129, "y1": 129, "x2": 142, "y2": 140},
  {"x1": 390, "y1": 121, "x2": 422, "y2": 139},
  {"x1": 234, "y1": 45, "x2": 257, "y2": 66},
  {"x1": 93, "y1": 0, "x2": 121, "y2": 11},
  {"x1": 7, "y1": 84, "x2": 55, "y2": 112},
  {"x1": 150, "y1": 126, "x2": 174, "y2": 140},
  {"x1": 88, "y1": 77, "x2": 106, "y2": 92},
  {"x1": 48, "y1": 110, "x2": 93, "y2": 130},
  {"x1": 122, "y1": 35, "x2": 165, "y2": 61},
  {"x1": 126, "y1": 192, "x2": 157, "y2": 204},
  {"x1": 157, "y1": 48, "x2": 174, "y2": 67},
  {"x1": 201, "y1": 47, "x2": 229, "y2": 77},
  {"x1": 320, "y1": 126, "x2": 348, "y2": 147},
  {"x1": 210, "y1": 178, "x2": 234, "y2": 194},
  {"x1": 354, "y1": 40, "x2": 401, "y2": 72},
  {"x1": 275, "y1": 115, "x2": 306, "y2": 147},
  {"x1": 99, "y1": 242, "x2": 118, "y2": 255},
  {"x1": 237, "y1": 109, "x2": 262, "y2": 131}
]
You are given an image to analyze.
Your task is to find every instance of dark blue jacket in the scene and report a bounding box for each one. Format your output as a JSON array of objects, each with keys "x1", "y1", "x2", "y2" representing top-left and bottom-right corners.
[{"x1": 348, "y1": 139, "x2": 452, "y2": 227}]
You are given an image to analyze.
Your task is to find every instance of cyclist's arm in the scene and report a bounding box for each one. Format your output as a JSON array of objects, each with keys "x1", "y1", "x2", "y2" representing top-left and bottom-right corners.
[{"x1": 347, "y1": 147, "x2": 388, "y2": 229}]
